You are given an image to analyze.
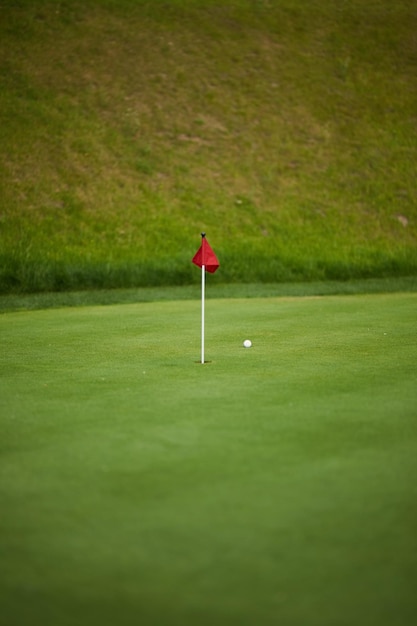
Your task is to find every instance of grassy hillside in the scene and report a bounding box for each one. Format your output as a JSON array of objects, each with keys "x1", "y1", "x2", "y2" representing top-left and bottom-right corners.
[{"x1": 1, "y1": 0, "x2": 416, "y2": 292}]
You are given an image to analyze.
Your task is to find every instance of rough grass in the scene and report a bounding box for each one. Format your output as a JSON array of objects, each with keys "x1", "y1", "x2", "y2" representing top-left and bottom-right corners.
[
  {"x1": 1, "y1": 275, "x2": 417, "y2": 313},
  {"x1": 1, "y1": 0, "x2": 416, "y2": 292}
]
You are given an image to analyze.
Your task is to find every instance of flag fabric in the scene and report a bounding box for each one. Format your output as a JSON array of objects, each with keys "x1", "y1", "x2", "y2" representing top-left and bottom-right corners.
[{"x1": 192, "y1": 235, "x2": 219, "y2": 273}]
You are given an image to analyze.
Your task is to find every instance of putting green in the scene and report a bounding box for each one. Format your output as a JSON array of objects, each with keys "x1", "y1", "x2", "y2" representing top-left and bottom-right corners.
[{"x1": 1, "y1": 293, "x2": 416, "y2": 626}]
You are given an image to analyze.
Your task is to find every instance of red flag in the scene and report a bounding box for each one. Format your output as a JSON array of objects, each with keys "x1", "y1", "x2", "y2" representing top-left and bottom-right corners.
[{"x1": 192, "y1": 234, "x2": 219, "y2": 273}]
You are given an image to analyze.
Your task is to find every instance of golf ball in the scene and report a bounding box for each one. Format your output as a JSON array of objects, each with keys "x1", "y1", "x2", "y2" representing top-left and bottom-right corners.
[{"x1": 243, "y1": 339, "x2": 252, "y2": 348}]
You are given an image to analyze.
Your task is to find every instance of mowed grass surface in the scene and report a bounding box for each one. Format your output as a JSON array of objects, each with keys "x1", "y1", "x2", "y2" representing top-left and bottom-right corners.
[{"x1": 1, "y1": 292, "x2": 417, "y2": 626}]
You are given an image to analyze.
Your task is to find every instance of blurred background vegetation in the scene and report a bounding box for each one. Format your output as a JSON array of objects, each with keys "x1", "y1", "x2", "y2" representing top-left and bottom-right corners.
[{"x1": 0, "y1": 0, "x2": 416, "y2": 293}]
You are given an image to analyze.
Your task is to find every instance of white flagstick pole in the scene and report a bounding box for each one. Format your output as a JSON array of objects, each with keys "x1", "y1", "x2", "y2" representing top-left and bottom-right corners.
[{"x1": 201, "y1": 264, "x2": 205, "y2": 364}]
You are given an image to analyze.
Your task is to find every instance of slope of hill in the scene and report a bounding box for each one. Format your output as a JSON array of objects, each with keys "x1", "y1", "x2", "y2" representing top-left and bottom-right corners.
[{"x1": 1, "y1": 0, "x2": 416, "y2": 292}]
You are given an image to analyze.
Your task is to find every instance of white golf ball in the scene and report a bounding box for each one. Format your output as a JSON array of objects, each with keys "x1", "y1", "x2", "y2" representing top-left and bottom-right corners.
[{"x1": 243, "y1": 339, "x2": 252, "y2": 348}]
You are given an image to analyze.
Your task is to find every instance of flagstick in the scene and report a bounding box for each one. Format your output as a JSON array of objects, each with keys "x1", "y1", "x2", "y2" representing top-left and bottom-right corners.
[
  {"x1": 192, "y1": 232, "x2": 218, "y2": 364},
  {"x1": 201, "y1": 264, "x2": 205, "y2": 364}
]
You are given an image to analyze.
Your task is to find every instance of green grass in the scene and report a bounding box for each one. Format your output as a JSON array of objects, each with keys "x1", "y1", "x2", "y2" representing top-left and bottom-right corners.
[
  {"x1": 1, "y1": 0, "x2": 417, "y2": 292},
  {"x1": 1, "y1": 275, "x2": 417, "y2": 312},
  {"x1": 1, "y1": 291, "x2": 416, "y2": 625}
]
